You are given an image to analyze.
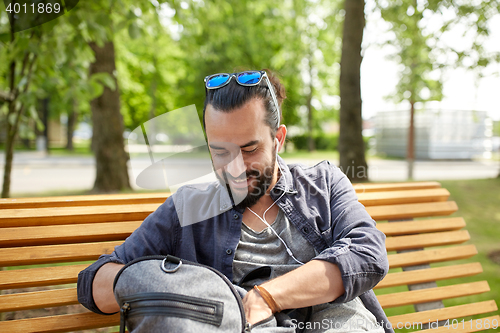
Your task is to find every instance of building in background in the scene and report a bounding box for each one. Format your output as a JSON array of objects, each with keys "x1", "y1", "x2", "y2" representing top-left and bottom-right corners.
[{"x1": 375, "y1": 110, "x2": 493, "y2": 159}]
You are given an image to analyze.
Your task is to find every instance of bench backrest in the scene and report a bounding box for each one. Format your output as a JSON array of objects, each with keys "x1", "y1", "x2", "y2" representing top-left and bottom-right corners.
[{"x1": 0, "y1": 181, "x2": 498, "y2": 332}]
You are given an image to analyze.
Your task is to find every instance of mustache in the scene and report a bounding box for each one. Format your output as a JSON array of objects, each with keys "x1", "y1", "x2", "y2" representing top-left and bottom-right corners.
[{"x1": 223, "y1": 169, "x2": 260, "y2": 182}]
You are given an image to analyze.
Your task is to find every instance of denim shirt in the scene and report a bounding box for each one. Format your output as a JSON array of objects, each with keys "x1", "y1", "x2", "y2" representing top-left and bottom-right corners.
[{"x1": 77, "y1": 157, "x2": 394, "y2": 333}]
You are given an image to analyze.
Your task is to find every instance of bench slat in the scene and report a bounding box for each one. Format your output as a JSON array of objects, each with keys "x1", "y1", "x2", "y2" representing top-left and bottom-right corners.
[
  {"x1": 0, "y1": 192, "x2": 170, "y2": 209},
  {"x1": 0, "y1": 221, "x2": 142, "y2": 248},
  {"x1": 377, "y1": 281, "x2": 490, "y2": 308},
  {"x1": 387, "y1": 300, "x2": 498, "y2": 328},
  {"x1": 388, "y1": 244, "x2": 477, "y2": 268},
  {"x1": 386, "y1": 230, "x2": 470, "y2": 252},
  {"x1": 0, "y1": 264, "x2": 89, "y2": 290},
  {"x1": 358, "y1": 188, "x2": 449, "y2": 206},
  {"x1": 0, "y1": 222, "x2": 469, "y2": 250},
  {"x1": 0, "y1": 288, "x2": 78, "y2": 312},
  {"x1": 416, "y1": 315, "x2": 500, "y2": 333},
  {"x1": 353, "y1": 181, "x2": 441, "y2": 193},
  {"x1": 376, "y1": 217, "x2": 466, "y2": 236},
  {"x1": 366, "y1": 201, "x2": 458, "y2": 221},
  {"x1": 375, "y1": 263, "x2": 483, "y2": 289},
  {"x1": 0, "y1": 241, "x2": 121, "y2": 266},
  {"x1": 0, "y1": 311, "x2": 120, "y2": 333},
  {"x1": 0, "y1": 204, "x2": 161, "y2": 228}
]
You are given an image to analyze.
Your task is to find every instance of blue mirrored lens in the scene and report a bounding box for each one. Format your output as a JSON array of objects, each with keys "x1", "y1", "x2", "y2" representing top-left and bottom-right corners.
[
  {"x1": 237, "y1": 72, "x2": 262, "y2": 85},
  {"x1": 207, "y1": 74, "x2": 230, "y2": 88}
]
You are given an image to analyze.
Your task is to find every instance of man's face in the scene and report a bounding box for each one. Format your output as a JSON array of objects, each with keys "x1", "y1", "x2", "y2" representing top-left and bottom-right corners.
[{"x1": 205, "y1": 98, "x2": 279, "y2": 209}]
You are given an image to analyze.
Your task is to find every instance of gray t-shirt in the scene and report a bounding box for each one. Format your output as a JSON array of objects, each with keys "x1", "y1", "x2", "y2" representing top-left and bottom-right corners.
[{"x1": 233, "y1": 209, "x2": 384, "y2": 333}]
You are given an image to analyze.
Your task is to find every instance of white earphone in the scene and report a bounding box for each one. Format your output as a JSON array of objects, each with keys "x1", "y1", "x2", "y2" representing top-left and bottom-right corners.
[{"x1": 246, "y1": 135, "x2": 305, "y2": 266}]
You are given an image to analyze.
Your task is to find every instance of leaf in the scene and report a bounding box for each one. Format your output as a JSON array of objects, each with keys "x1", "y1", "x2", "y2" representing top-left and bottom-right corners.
[
  {"x1": 0, "y1": 33, "x2": 10, "y2": 44},
  {"x1": 116, "y1": 20, "x2": 128, "y2": 32},
  {"x1": 90, "y1": 72, "x2": 117, "y2": 91},
  {"x1": 128, "y1": 23, "x2": 141, "y2": 39},
  {"x1": 18, "y1": 77, "x2": 28, "y2": 90}
]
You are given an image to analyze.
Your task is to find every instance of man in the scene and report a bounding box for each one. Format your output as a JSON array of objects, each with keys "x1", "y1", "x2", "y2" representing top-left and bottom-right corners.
[{"x1": 78, "y1": 70, "x2": 392, "y2": 333}]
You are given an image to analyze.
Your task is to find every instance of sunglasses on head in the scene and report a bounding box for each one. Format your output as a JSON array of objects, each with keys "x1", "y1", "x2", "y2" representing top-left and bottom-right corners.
[{"x1": 204, "y1": 70, "x2": 281, "y2": 123}]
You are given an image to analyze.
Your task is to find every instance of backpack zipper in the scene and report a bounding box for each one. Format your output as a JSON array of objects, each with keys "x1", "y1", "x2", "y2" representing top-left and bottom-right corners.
[
  {"x1": 114, "y1": 255, "x2": 248, "y2": 332},
  {"x1": 119, "y1": 292, "x2": 223, "y2": 330}
]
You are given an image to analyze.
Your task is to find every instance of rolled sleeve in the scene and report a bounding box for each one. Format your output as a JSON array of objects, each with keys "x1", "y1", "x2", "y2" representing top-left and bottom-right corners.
[
  {"x1": 77, "y1": 196, "x2": 179, "y2": 313},
  {"x1": 77, "y1": 253, "x2": 125, "y2": 314},
  {"x1": 313, "y1": 168, "x2": 389, "y2": 303}
]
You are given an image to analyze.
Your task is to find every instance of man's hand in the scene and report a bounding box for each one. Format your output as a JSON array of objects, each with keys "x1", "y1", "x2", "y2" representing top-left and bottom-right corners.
[
  {"x1": 92, "y1": 262, "x2": 124, "y2": 313},
  {"x1": 242, "y1": 288, "x2": 273, "y2": 325}
]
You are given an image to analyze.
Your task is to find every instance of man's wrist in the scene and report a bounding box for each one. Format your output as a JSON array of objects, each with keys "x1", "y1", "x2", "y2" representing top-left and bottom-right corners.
[{"x1": 253, "y1": 285, "x2": 282, "y2": 313}]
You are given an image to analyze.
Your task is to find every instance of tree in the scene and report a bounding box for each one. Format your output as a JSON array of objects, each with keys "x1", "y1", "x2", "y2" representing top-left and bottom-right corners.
[
  {"x1": 378, "y1": 0, "x2": 442, "y2": 179},
  {"x1": 377, "y1": 0, "x2": 500, "y2": 179},
  {"x1": 339, "y1": 0, "x2": 368, "y2": 181},
  {"x1": 0, "y1": 2, "x2": 115, "y2": 197},
  {"x1": 63, "y1": 0, "x2": 165, "y2": 192},
  {"x1": 172, "y1": 0, "x2": 343, "y2": 148},
  {"x1": 88, "y1": 41, "x2": 130, "y2": 192},
  {"x1": 292, "y1": 0, "x2": 343, "y2": 152},
  {"x1": 0, "y1": 18, "x2": 49, "y2": 197}
]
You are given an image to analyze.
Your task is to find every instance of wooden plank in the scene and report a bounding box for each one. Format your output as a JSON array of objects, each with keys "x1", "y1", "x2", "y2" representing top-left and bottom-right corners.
[
  {"x1": 0, "y1": 192, "x2": 170, "y2": 209},
  {"x1": 387, "y1": 300, "x2": 498, "y2": 329},
  {"x1": 0, "y1": 264, "x2": 89, "y2": 290},
  {"x1": 388, "y1": 245, "x2": 477, "y2": 269},
  {"x1": 366, "y1": 201, "x2": 458, "y2": 221},
  {"x1": 377, "y1": 281, "x2": 490, "y2": 308},
  {"x1": 377, "y1": 217, "x2": 466, "y2": 236},
  {"x1": 0, "y1": 311, "x2": 121, "y2": 333},
  {"x1": 352, "y1": 181, "x2": 441, "y2": 193},
  {"x1": 358, "y1": 188, "x2": 450, "y2": 206},
  {"x1": 385, "y1": 230, "x2": 470, "y2": 252},
  {"x1": 375, "y1": 263, "x2": 483, "y2": 289},
  {"x1": 378, "y1": 281, "x2": 490, "y2": 311},
  {"x1": 0, "y1": 288, "x2": 78, "y2": 312},
  {"x1": 0, "y1": 241, "x2": 121, "y2": 266},
  {"x1": 0, "y1": 221, "x2": 142, "y2": 247},
  {"x1": 416, "y1": 315, "x2": 500, "y2": 333},
  {"x1": 0, "y1": 204, "x2": 161, "y2": 228}
]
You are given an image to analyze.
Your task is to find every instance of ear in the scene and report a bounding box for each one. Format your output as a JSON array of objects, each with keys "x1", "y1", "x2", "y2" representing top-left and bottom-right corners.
[{"x1": 275, "y1": 125, "x2": 287, "y2": 153}]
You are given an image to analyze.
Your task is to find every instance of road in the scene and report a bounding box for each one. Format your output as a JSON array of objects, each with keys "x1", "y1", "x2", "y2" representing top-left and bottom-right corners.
[{"x1": 0, "y1": 151, "x2": 498, "y2": 196}]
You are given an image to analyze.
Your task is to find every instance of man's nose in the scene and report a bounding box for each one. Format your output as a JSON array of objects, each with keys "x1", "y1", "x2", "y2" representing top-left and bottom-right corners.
[{"x1": 225, "y1": 151, "x2": 246, "y2": 178}]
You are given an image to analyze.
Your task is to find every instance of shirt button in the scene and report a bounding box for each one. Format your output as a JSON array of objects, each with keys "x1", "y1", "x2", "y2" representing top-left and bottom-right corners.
[
  {"x1": 226, "y1": 249, "x2": 233, "y2": 255},
  {"x1": 233, "y1": 214, "x2": 239, "y2": 220},
  {"x1": 302, "y1": 226, "x2": 310, "y2": 234}
]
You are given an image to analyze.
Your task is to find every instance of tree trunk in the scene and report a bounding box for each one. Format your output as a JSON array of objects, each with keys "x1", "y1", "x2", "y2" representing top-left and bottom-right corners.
[
  {"x1": 306, "y1": 51, "x2": 315, "y2": 152},
  {"x1": 89, "y1": 41, "x2": 130, "y2": 192},
  {"x1": 1, "y1": 44, "x2": 18, "y2": 198},
  {"x1": 2, "y1": 28, "x2": 37, "y2": 198},
  {"x1": 41, "y1": 98, "x2": 50, "y2": 154},
  {"x1": 66, "y1": 99, "x2": 77, "y2": 151},
  {"x1": 339, "y1": 0, "x2": 368, "y2": 182},
  {"x1": 407, "y1": 100, "x2": 415, "y2": 180},
  {"x1": 2, "y1": 111, "x2": 16, "y2": 198}
]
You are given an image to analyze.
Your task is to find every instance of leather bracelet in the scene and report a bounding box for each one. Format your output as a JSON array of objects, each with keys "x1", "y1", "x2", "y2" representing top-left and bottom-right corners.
[{"x1": 253, "y1": 285, "x2": 282, "y2": 313}]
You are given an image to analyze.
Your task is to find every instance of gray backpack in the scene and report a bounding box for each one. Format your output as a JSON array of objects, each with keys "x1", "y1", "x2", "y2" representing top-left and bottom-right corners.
[{"x1": 113, "y1": 255, "x2": 297, "y2": 333}]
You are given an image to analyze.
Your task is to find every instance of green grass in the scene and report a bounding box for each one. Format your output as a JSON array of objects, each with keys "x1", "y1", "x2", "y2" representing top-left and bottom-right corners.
[
  {"x1": 375, "y1": 177, "x2": 500, "y2": 332},
  {"x1": 47, "y1": 142, "x2": 92, "y2": 156},
  {"x1": 0, "y1": 140, "x2": 92, "y2": 156}
]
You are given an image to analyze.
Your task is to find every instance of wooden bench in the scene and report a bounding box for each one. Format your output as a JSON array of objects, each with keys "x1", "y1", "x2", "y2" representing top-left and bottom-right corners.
[{"x1": 0, "y1": 181, "x2": 498, "y2": 332}]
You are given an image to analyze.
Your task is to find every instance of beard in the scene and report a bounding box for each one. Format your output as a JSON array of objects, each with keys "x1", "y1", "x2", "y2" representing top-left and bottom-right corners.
[{"x1": 217, "y1": 148, "x2": 276, "y2": 210}]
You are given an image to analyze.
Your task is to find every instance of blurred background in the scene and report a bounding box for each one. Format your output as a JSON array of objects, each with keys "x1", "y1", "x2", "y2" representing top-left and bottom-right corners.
[{"x1": 0, "y1": 0, "x2": 499, "y2": 197}]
